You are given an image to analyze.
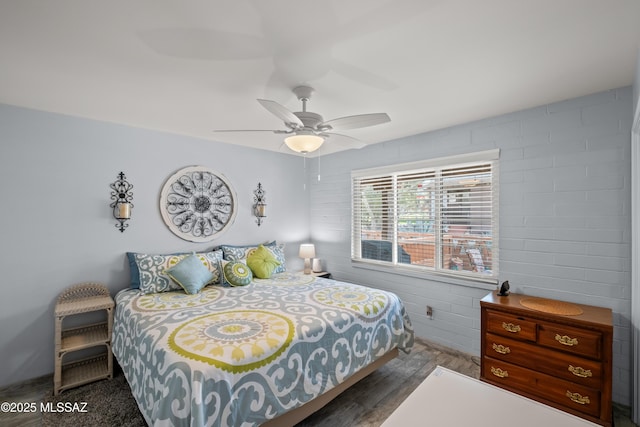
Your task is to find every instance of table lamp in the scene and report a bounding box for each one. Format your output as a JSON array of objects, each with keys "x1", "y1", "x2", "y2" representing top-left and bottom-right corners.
[{"x1": 299, "y1": 244, "x2": 316, "y2": 274}]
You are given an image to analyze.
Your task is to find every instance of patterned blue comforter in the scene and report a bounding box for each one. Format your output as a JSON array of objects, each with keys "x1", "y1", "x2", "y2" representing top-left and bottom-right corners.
[{"x1": 112, "y1": 273, "x2": 414, "y2": 426}]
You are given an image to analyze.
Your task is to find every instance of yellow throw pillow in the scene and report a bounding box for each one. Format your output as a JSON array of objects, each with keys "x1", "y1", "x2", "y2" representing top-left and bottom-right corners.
[{"x1": 246, "y1": 245, "x2": 281, "y2": 279}]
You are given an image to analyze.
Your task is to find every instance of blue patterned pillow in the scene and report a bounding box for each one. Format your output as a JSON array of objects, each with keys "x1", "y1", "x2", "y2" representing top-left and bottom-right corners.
[
  {"x1": 267, "y1": 242, "x2": 286, "y2": 274},
  {"x1": 222, "y1": 261, "x2": 253, "y2": 287},
  {"x1": 220, "y1": 244, "x2": 259, "y2": 261},
  {"x1": 130, "y1": 250, "x2": 223, "y2": 294},
  {"x1": 166, "y1": 253, "x2": 214, "y2": 294}
]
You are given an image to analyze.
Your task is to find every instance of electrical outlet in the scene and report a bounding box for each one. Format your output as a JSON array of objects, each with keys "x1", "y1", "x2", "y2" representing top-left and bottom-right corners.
[{"x1": 426, "y1": 305, "x2": 433, "y2": 319}]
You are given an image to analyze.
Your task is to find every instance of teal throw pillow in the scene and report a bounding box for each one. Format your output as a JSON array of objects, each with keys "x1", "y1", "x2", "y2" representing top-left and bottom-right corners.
[
  {"x1": 166, "y1": 253, "x2": 215, "y2": 294},
  {"x1": 223, "y1": 261, "x2": 253, "y2": 287}
]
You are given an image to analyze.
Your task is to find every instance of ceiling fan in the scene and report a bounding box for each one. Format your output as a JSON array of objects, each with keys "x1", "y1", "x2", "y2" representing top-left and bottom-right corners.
[{"x1": 215, "y1": 86, "x2": 390, "y2": 154}]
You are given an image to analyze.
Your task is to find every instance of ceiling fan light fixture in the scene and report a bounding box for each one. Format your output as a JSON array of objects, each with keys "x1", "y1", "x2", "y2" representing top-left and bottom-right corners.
[
  {"x1": 284, "y1": 134, "x2": 324, "y2": 153},
  {"x1": 216, "y1": 86, "x2": 389, "y2": 153}
]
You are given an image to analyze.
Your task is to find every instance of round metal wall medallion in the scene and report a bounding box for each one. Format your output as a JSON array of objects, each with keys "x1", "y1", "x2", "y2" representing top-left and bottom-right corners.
[{"x1": 159, "y1": 166, "x2": 237, "y2": 242}]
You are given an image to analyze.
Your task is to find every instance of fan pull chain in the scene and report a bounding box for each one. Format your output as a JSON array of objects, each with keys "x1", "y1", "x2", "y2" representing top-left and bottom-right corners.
[{"x1": 303, "y1": 156, "x2": 307, "y2": 191}]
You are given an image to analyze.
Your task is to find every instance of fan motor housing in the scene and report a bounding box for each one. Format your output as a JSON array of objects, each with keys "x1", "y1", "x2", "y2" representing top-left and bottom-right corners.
[{"x1": 293, "y1": 111, "x2": 324, "y2": 129}]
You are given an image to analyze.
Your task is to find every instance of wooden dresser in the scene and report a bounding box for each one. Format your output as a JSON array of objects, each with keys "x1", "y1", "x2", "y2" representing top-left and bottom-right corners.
[{"x1": 480, "y1": 291, "x2": 613, "y2": 426}]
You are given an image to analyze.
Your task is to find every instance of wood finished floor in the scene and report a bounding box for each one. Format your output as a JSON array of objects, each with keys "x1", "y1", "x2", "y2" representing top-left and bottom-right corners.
[
  {"x1": 0, "y1": 338, "x2": 635, "y2": 426},
  {"x1": 296, "y1": 337, "x2": 481, "y2": 426}
]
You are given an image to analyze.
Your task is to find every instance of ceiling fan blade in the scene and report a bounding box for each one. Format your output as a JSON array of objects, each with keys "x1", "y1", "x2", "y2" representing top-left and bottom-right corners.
[
  {"x1": 321, "y1": 113, "x2": 390, "y2": 131},
  {"x1": 325, "y1": 132, "x2": 368, "y2": 149},
  {"x1": 257, "y1": 99, "x2": 304, "y2": 128}
]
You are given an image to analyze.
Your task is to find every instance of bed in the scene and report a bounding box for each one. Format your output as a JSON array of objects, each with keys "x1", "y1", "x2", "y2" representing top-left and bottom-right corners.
[{"x1": 112, "y1": 269, "x2": 414, "y2": 427}]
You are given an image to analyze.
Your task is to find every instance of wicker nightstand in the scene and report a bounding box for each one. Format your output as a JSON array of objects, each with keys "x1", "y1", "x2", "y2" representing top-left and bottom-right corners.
[{"x1": 54, "y1": 283, "x2": 114, "y2": 395}]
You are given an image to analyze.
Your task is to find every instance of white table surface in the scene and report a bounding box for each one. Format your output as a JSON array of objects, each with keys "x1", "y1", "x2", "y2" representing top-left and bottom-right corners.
[{"x1": 381, "y1": 366, "x2": 599, "y2": 426}]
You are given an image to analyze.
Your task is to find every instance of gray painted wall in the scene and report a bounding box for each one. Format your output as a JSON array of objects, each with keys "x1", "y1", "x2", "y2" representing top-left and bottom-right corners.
[
  {"x1": 0, "y1": 104, "x2": 310, "y2": 387},
  {"x1": 308, "y1": 87, "x2": 633, "y2": 405}
]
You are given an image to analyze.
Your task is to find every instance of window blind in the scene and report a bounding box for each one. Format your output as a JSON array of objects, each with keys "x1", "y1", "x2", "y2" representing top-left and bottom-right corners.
[{"x1": 352, "y1": 151, "x2": 499, "y2": 280}]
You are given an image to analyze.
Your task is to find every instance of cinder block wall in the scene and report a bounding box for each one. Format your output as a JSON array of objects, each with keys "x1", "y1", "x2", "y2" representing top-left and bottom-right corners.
[{"x1": 307, "y1": 87, "x2": 632, "y2": 405}]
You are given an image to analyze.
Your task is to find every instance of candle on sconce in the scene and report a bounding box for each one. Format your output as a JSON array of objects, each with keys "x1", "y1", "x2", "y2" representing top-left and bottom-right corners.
[
  {"x1": 256, "y1": 204, "x2": 266, "y2": 217},
  {"x1": 118, "y1": 202, "x2": 131, "y2": 219}
]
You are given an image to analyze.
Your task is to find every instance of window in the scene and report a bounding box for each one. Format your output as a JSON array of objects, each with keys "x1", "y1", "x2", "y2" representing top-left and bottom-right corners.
[{"x1": 351, "y1": 150, "x2": 499, "y2": 281}]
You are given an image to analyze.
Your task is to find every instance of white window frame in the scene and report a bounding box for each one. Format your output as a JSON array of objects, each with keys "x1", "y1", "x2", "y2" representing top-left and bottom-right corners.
[{"x1": 351, "y1": 149, "x2": 499, "y2": 285}]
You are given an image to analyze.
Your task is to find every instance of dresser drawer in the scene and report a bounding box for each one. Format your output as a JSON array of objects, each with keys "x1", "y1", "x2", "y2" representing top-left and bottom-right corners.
[
  {"x1": 539, "y1": 374, "x2": 601, "y2": 418},
  {"x1": 485, "y1": 333, "x2": 602, "y2": 389},
  {"x1": 485, "y1": 311, "x2": 537, "y2": 342},
  {"x1": 483, "y1": 357, "x2": 601, "y2": 418},
  {"x1": 538, "y1": 322, "x2": 602, "y2": 359},
  {"x1": 482, "y1": 356, "x2": 537, "y2": 391}
]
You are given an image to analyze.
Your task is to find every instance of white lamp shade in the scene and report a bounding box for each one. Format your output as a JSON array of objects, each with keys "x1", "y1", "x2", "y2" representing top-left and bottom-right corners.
[
  {"x1": 299, "y1": 243, "x2": 316, "y2": 259},
  {"x1": 284, "y1": 134, "x2": 324, "y2": 153}
]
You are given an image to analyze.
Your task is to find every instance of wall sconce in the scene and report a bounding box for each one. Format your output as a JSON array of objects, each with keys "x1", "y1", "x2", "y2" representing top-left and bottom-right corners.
[
  {"x1": 253, "y1": 182, "x2": 266, "y2": 226},
  {"x1": 110, "y1": 172, "x2": 133, "y2": 232},
  {"x1": 299, "y1": 243, "x2": 316, "y2": 274}
]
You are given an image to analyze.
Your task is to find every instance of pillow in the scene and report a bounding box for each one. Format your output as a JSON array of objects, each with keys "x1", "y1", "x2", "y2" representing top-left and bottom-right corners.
[
  {"x1": 221, "y1": 241, "x2": 286, "y2": 273},
  {"x1": 266, "y1": 241, "x2": 287, "y2": 274},
  {"x1": 222, "y1": 261, "x2": 253, "y2": 287},
  {"x1": 246, "y1": 244, "x2": 281, "y2": 279},
  {"x1": 129, "y1": 250, "x2": 223, "y2": 294},
  {"x1": 126, "y1": 252, "x2": 142, "y2": 289},
  {"x1": 220, "y1": 243, "x2": 263, "y2": 261},
  {"x1": 166, "y1": 253, "x2": 214, "y2": 294}
]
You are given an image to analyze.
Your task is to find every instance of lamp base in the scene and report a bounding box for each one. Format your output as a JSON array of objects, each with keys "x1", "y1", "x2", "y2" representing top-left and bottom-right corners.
[{"x1": 303, "y1": 258, "x2": 311, "y2": 275}]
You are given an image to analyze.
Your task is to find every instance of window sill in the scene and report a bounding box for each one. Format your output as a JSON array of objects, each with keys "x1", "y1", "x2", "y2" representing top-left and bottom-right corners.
[{"x1": 351, "y1": 259, "x2": 498, "y2": 291}]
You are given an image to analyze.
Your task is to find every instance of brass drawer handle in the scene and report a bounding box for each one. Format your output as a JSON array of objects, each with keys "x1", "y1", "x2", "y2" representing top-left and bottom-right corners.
[
  {"x1": 492, "y1": 343, "x2": 511, "y2": 355},
  {"x1": 502, "y1": 322, "x2": 521, "y2": 333},
  {"x1": 490, "y1": 367, "x2": 509, "y2": 378},
  {"x1": 555, "y1": 334, "x2": 579, "y2": 346},
  {"x1": 566, "y1": 391, "x2": 590, "y2": 405},
  {"x1": 568, "y1": 365, "x2": 592, "y2": 378}
]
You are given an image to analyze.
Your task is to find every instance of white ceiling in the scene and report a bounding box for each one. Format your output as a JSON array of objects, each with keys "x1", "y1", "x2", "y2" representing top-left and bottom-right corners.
[{"x1": 1, "y1": 0, "x2": 639, "y2": 156}]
